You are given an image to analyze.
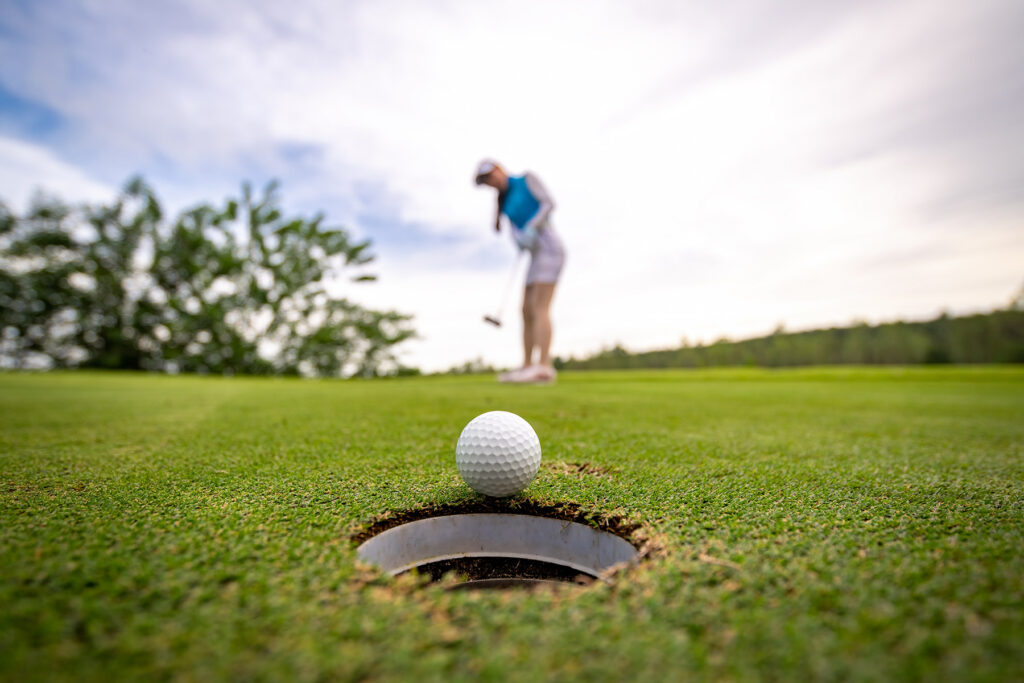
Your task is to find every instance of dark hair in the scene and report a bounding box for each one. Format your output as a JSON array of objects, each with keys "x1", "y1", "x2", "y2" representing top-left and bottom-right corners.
[{"x1": 495, "y1": 188, "x2": 507, "y2": 231}]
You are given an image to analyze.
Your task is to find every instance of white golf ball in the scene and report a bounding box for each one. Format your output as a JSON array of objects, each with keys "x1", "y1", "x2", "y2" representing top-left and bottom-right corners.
[{"x1": 455, "y1": 411, "x2": 542, "y2": 497}]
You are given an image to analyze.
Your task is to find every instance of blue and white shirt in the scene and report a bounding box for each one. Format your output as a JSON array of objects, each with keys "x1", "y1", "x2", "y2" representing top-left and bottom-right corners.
[{"x1": 501, "y1": 172, "x2": 555, "y2": 251}]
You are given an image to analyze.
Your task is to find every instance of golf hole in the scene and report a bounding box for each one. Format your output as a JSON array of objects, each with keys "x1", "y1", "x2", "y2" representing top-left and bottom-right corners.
[{"x1": 355, "y1": 507, "x2": 644, "y2": 590}]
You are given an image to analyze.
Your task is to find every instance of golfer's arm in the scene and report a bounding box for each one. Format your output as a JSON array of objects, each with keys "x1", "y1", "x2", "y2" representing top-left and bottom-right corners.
[{"x1": 524, "y1": 172, "x2": 555, "y2": 232}]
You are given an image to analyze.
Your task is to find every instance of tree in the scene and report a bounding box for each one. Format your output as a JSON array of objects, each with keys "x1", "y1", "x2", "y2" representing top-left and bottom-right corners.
[
  {"x1": 441, "y1": 357, "x2": 497, "y2": 375},
  {"x1": 0, "y1": 177, "x2": 415, "y2": 376}
]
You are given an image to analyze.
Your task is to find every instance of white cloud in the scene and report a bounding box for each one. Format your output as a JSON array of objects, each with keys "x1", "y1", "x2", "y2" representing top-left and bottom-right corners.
[
  {"x1": 0, "y1": 137, "x2": 115, "y2": 211},
  {"x1": 1, "y1": 0, "x2": 1022, "y2": 371}
]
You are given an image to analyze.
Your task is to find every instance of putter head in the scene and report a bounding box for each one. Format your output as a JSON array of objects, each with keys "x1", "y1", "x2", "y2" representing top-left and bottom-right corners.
[{"x1": 483, "y1": 315, "x2": 502, "y2": 327}]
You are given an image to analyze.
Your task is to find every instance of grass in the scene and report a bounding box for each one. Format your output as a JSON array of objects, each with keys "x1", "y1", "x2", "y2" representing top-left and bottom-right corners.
[{"x1": 1, "y1": 367, "x2": 1022, "y2": 681}]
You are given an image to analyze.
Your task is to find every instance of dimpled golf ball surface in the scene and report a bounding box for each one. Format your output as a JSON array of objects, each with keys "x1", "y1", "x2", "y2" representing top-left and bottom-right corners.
[{"x1": 456, "y1": 411, "x2": 542, "y2": 497}]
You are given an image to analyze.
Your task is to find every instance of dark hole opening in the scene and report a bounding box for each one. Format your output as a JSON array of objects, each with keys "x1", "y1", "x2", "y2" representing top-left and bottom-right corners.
[{"x1": 406, "y1": 556, "x2": 597, "y2": 588}]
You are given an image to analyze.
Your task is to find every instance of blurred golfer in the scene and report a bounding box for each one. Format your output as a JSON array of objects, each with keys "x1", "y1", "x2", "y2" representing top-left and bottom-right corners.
[{"x1": 475, "y1": 159, "x2": 566, "y2": 383}]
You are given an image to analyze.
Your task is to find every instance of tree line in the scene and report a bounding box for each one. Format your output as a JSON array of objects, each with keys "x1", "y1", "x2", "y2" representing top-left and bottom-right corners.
[
  {"x1": 0, "y1": 178, "x2": 415, "y2": 376},
  {"x1": 558, "y1": 300, "x2": 1024, "y2": 371}
]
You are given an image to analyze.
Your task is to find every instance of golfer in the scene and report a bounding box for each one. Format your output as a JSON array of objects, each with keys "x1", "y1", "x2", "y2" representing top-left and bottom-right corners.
[{"x1": 475, "y1": 159, "x2": 566, "y2": 383}]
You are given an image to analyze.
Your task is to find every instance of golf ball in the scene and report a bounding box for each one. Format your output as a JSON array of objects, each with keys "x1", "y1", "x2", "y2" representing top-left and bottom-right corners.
[{"x1": 455, "y1": 411, "x2": 542, "y2": 497}]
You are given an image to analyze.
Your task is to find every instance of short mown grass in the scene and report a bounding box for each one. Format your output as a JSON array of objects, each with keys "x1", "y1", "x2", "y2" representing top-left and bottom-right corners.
[{"x1": 1, "y1": 368, "x2": 1022, "y2": 681}]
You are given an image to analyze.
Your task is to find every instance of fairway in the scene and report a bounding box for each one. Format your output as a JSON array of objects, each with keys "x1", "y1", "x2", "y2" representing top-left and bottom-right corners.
[{"x1": 2, "y1": 368, "x2": 1022, "y2": 681}]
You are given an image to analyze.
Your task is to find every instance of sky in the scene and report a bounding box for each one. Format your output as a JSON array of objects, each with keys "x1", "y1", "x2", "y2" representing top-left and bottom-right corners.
[{"x1": 1, "y1": 0, "x2": 1022, "y2": 371}]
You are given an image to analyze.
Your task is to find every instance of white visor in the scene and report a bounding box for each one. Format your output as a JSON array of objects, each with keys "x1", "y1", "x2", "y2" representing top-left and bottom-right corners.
[{"x1": 474, "y1": 159, "x2": 499, "y2": 182}]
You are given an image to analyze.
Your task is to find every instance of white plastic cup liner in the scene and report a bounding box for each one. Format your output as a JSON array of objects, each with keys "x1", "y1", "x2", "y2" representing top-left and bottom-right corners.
[{"x1": 356, "y1": 513, "x2": 639, "y2": 578}]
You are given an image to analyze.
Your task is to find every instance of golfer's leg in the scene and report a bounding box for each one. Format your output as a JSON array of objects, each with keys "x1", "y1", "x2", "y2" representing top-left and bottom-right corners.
[
  {"x1": 522, "y1": 284, "x2": 536, "y2": 367},
  {"x1": 533, "y1": 283, "x2": 556, "y2": 367}
]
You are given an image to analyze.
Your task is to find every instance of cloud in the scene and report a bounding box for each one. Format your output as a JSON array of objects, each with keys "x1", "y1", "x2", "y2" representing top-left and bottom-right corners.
[
  {"x1": 0, "y1": 136, "x2": 115, "y2": 211},
  {"x1": 1, "y1": 0, "x2": 1022, "y2": 370}
]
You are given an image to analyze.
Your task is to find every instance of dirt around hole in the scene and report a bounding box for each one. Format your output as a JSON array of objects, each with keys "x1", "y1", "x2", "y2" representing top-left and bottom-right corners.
[{"x1": 543, "y1": 461, "x2": 617, "y2": 478}]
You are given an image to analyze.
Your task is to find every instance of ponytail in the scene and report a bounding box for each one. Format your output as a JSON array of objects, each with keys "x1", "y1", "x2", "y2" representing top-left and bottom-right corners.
[{"x1": 494, "y1": 188, "x2": 507, "y2": 232}]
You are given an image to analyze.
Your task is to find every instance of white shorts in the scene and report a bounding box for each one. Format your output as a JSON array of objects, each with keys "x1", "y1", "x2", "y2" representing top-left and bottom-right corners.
[{"x1": 526, "y1": 225, "x2": 566, "y2": 285}]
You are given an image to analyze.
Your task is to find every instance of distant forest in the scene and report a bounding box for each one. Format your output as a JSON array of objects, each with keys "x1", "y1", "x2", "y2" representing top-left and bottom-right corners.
[{"x1": 557, "y1": 302, "x2": 1024, "y2": 371}]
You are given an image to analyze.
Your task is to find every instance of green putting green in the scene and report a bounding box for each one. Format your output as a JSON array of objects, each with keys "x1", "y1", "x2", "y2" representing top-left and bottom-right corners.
[{"x1": 2, "y1": 368, "x2": 1022, "y2": 681}]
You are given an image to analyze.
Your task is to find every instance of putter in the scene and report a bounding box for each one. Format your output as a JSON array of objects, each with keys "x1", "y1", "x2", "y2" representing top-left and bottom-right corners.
[{"x1": 484, "y1": 252, "x2": 525, "y2": 327}]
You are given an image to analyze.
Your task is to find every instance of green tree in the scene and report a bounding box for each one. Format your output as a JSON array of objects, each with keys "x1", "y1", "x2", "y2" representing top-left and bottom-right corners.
[{"x1": 0, "y1": 178, "x2": 415, "y2": 376}]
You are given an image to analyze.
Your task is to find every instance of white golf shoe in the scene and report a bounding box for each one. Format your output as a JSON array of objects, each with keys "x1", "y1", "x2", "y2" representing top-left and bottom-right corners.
[{"x1": 498, "y1": 365, "x2": 556, "y2": 384}]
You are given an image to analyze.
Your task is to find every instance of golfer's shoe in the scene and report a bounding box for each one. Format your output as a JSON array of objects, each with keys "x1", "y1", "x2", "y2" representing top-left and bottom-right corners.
[
  {"x1": 498, "y1": 365, "x2": 557, "y2": 384},
  {"x1": 520, "y1": 365, "x2": 557, "y2": 384},
  {"x1": 497, "y1": 366, "x2": 532, "y2": 383}
]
